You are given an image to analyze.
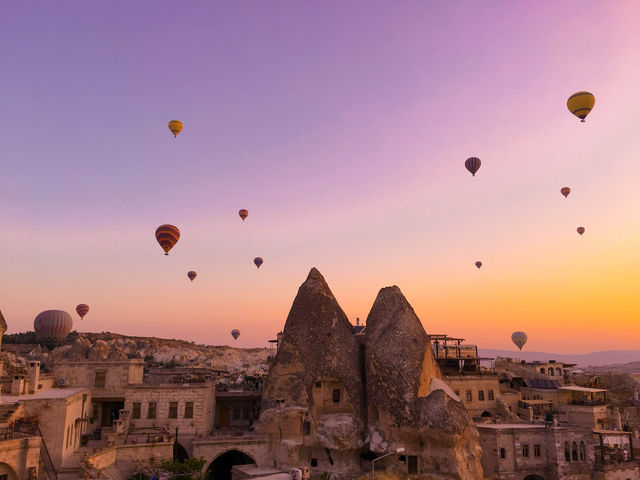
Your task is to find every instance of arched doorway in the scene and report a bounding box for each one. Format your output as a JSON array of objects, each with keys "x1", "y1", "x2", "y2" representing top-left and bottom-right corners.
[
  {"x1": 523, "y1": 475, "x2": 545, "y2": 480},
  {"x1": 0, "y1": 462, "x2": 19, "y2": 480},
  {"x1": 174, "y1": 442, "x2": 189, "y2": 462},
  {"x1": 206, "y1": 450, "x2": 255, "y2": 480}
]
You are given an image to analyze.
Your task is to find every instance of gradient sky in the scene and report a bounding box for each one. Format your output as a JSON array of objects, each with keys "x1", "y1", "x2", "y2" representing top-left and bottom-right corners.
[{"x1": 2, "y1": 2, "x2": 640, "y2": 353}]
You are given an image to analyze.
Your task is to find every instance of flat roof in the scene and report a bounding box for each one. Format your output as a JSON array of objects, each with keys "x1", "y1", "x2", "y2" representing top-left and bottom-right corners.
[
  {"x1": 520, "y1": 399, "x2": 552, "y2": 405},
  {"x1": 559, "y1": 386, "x2": 607, "y2": 393},
  {"x1": 477, "y1": 423, "x2": 546, "y2": 430},
  {"x1": 594, "y1": 430, "x2": 632, "y2": 435},
  {"x1": 1, "y1": 387, "x2": 88, "y2": 403}
]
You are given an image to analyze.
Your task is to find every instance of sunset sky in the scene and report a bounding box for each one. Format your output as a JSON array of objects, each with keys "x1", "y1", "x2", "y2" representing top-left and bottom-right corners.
[{"x1": 2, "y1": 2, "x2": 640, "y2": 353}]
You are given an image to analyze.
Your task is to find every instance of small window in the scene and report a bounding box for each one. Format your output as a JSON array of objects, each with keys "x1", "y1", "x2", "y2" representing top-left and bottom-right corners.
[
  {"x1": 572, "y1": 441, "x2": 578, "y2": 461},
  {"x1": 478, "y1": 390, "x2": 485, "y2": 401},
  {"x1": 310, "y1": 459, "x2": 318, "y2": 467},
  {"x1": 534, "y1": 444, "x2": 541, "y2": 457},
  {"x1": 303, "y1": 421, "x2": 310, "y2": 435},
  {"x1": 94, "y1": 371, "x2": 106, "y2": 388},
  {"x1": 564, "y1": 442, "x2": 571, "y2": 462},
  {"x1": 148, "y1": 402, "x2": 157, "y2": 419},
  {"x1": 500, "y1": 448, "x2": 506, "y2": 459},
  {"x1": 169, "y1": 402, "x2": 178, "y2": 419},
  {"x1": 540, "y1": 368, "x2": 546, "y2": 374},
  {"x1": 466, "y1": 390, "x2": 472, "y2": 401},
  {"x1": 132, "y1": 402, "x2": 141, "y2": 419},
  {"x1": 522, "y1": 445, "x2": 529, "y2": 458},
  {"x1": 332, "y1": 389, "x2": 341, "y2": 403},
  {"x1": 580, "y1": 441, "x2": 586, "y2": 461},
  {"x1": 315, "y1": 382, "x2": 321, "y2": 388},
  {"x1": 488, "y1": 390, "x2": 494, "y2": 401},
  {"x1": 184, "y1": 402, "x2": 193, "y2": 418},
  {"x1": 454, "y1": 390, "x2": 460, "y2": 396}
]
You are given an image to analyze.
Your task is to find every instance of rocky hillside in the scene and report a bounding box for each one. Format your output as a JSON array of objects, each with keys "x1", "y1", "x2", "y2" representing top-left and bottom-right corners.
[{"x1": 2, "y1": 331, "x2": 271, "y2": 376}]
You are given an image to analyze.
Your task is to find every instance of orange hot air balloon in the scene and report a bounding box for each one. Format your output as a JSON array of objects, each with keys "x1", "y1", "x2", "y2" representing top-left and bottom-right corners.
[
  {"x1": 76, "y1": 304, "x2": 89, "y2": 320},
  {"x1": 561, "y1": 187, "x2": 571, "y2": 198},
  {"x1": 465, "y1": 157, "x2": 481, "y2": 176},
  {"x1": 254, "y1": 257, "x2": 263, "y2": 268},
  {"x1": 577, "y1": 227, "x2": 585, "y2": 236},
  {"x1": 475, "y1": 261, "x2": 482, "y2": 269},
  {"x1": 187, "y1": 271, "x2": 197, "y2": 282},
  {"x1": 155, "y1": 225, "x2": 180, "y2": 255},
  {"x1": 168, "y1": 120, "x2": 183, "y2": 137},
  {"x1": 239, "y1": 209, "x2": 249, "y2": 221}
]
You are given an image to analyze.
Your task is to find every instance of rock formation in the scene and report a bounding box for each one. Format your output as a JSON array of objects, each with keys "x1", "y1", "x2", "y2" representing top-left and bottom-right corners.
[{"x1": 260, "y1": 269, "x2": 484, "y2": 479}]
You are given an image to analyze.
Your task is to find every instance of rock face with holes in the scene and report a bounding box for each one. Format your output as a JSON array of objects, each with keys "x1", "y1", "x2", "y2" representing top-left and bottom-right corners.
[{"x1": 259, "y1": 268, "x2": 484, "y2": 479}]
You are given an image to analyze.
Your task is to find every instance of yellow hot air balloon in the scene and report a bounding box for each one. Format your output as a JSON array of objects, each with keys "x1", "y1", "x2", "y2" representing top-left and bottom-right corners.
[
  {"x1": 168, "y1": 120, "x2": 183, "y2": 137},
  {"x1": 567, "y1": 92, "x2": 595, "y2": 122}
]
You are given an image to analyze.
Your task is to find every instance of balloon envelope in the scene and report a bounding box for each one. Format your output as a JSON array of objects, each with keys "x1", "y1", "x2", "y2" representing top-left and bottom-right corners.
[
  {"x1": 511, "y1": 331, "x2": 528, "y2": 350},
  {"x1": 231, "y1": 329, "x2": 241, "y2": 340},
  {"x1": 34, "y1": 310, "x2": 73, "y2": 347},
  {"x1": 561, "y1": 187, "x2": 571, "y2": 198},
  {"x1": 254, "y1": 257, "x2": 263, "y2": 268},
  {"x1": 187, "y1": 271, "x2": 197, "y2": 282},
  {"x1": 577, "y1": 227, "x2": 585, "y2": 235},
  {"x1": 76, "y1": 304, "x2": 89, "y2": 319},
  {"x1": 475, "y1": 261, "x2": 482, "y2": 269},
  {"x1": 168, "y1": 120, "x2": 183, "y2": 137},
  {"x1": 465, "y1": 157, "x2": 481, "y2": 176},
  {"x1": 567, "y1": 92, "x2": 595, "y2": 122},
  {"x1": 155, "y1": 225, "x2": 180, "y2": 255},
  {"x1": 239, "y1": 209, "x2": 249, "y2": 221}
]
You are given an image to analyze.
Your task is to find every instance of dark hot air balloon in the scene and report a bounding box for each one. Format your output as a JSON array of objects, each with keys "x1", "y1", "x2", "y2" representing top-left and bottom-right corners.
[
  {"x1": 187, "y1": 271, "x2": 197, "y2": 282},
  {"x1": 168, "y1": 120, "x2": 183, "y2": 137},
  {"x1": 577, "y1": 227, "x2": 585, "y2": 235},
  {"x1": 475, "y1": 261, "x2": 482, "y2": 269},
  {"x1": 567, "y1": 92, "x2": 595, "y2": 122},
  {"x1": 231, "y1": 329, "x2": 240, "y2": 340},
  {"x1": 34, "y1": 310, "x2": 73, "y2": 348},
  {"x1": 511, "y1": 331, "x2": 528, "y2": 351},
  {"x1": 76, "y1": 304, "x2": 89, "y2": 319},
  {"x1": 155, "y1": 225, "x2": 180, "y2": 255},
  {"x1": 239, "y1": 209, "x2": 249, "y2": 221},
  {"x1": 465, "y1": 157, "x2": 481, "y2": 176},
  {"x1": 561, "y1": 187, "x2": 571, "y2": 198},
  {"x1": 254, "y1": 257, "x2": 263, "y2": 269}
]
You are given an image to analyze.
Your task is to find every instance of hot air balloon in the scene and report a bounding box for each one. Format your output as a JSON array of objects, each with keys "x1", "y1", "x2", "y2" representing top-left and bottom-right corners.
[
  {"x1": 168, "y1": 120, "x2": 183, "y2": 137},
  {"x1": 239, "y1": 209, "x2": 249, "y2": 221},
  {"x1": 155, "y1": 225, "x2": 180, "y2": 255},
  {"x1": 465, "y1": 157, "x2": 481, "y2": 176},
  {"x1": 254, "y1": 257, "x2": 263, "y2": 269},
  {"x1": 475, "y1": 261, "x2": 482, "y2": 269},
  {"x1": 567, "y1": 92, "x2": 595, "y2": 122},
  {"x1": 231, "y1": 329, "x2": 240, "y2": 340},
  {"x1": 561, "y1": 187, "x2": 571, "y2": 198},
  {"x1": 34, "y1": 310, "x2": 73, "y2": 348},
  {"x1": 187, "y1": 271, "x2": 197, "y2": 282},
  {"x1": 76, "y1": 304, "x2": 89, "y2": 319},
  {"x1": 511, "y1": 331, "x2": 528, "y2": 351},
  {"x1": 577, "y1": 227, "x2": 585, "y2": 236}
]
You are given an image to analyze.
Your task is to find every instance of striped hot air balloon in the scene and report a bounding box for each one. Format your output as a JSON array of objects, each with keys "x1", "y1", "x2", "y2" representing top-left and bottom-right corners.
[
  {"x1": 76, "y1": 304, "x2": 89, "y2": 319},
  {"x1": 254, "y1": 257, "x2": 263, "y2": 269},
  {"x1": 561, "y1": 187, "x2": 571, "y2": 198},
  {"x1": 465, "y1": 157, "x2": 481, "y2": 176},
  {"x1": 34, "y1": 310, "x2": 73, "y2": 348},
  {"x1": 187, "y1": 271, "x2": 197, "y2": 282},
  {"x1": 475, "y1": 261, "x2": 482, "y2": 269},
  {"x1": 511, "y1": 331, "x2": 528, "y2": 351},
  {"x1": 577, "y1": 226, "x2": 585, "y2": 236},
  {"x1": 155, "y1": 225, "x2": 180, "y2": 255},
  {"x1": 567, "y1": 92, "x2": 595, "y2": 122},
  {"x1": 168, "y1": 120, "x2": 183, "y2": 137},
  {"x1": 239, "y1": 209, "x2": 249, "y2": 221}
]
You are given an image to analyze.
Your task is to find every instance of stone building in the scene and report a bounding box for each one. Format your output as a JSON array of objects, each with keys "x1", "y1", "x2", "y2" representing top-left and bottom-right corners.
[{"x1": 259, "y1": 268, "x2": 483, "y2": 479}]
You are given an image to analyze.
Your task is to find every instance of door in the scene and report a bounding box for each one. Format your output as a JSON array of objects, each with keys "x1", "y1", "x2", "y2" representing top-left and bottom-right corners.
[
  {"x1": 408, "y1": 456, "x2": 418, "y2": 474},
  {"x1": 219, "y1": 405, "x2": 230, "y2": 428}
]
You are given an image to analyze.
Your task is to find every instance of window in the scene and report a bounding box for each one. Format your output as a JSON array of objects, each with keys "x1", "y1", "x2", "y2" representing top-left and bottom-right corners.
[
  {"x1": 522, "y1": 445, "x2": 529, "y2": 458},
  {"x1": 500, "y1": 448, "x2": 506, "y2": 459},
  {"x1": 454, "y1": 390, "x2": 460, "y2": 396},
  {"x1": 132, "y1": 402, "x2": 141, "y2": 419},
  {"x1": 466, "y1": 390, "x2": 472, "y2": 402},
  {"x1": 0, "y1": 474, "x2": 8, "y2": 480},
  {"x1": 66, "y1": 426, "x2": 71, "y2": 448},
  {"x1": 572, "y1": 442, "x2": 578, "y2": 461},
  {"x1": 579, "y1": 441, "x2": 586, "y2": 461},
  {"x1": 534, "y1": 444, "x2": 541, "y2": 457},
  {"x1": 148, "y1": 401, "x2": 156, "y2": 419},
  {"x1": 303, "y1": 421, "x2": 310, "y2": 435},
  {"x1": 184, "y1": 402, "x2": 193, "y2": 418},
  {"x1": 169, "y1": 402, "x2": 178, "y2": 419},
  {"x1": 564, "y1": 442, "x2": 571, "y2": 462},
  {"x1": 233, "y1": 407, "x2": 242, "y2": 420},
  {"x1": 540, "y1": 368, "x2": 546, "y2": 374},
  {"x1": 310, "y1": 459, "x2": 318, "y2": 467},
  {"x1": 332, "y1": 389, "x2": 341, "y2": 403},
  {"x1": 549, "y1": 368, "x2": 555, "y2": 376},
  {"x1": 94, "y1": 371, "x2": 106, "y2": 388},
  {"x1": 315, "y1": 382, "x2": 321, "y2": 388},
  {"x1": 488, "y1": 390, "x2": 494, "y2": 401},
  {"x1": 478, "y1": 390, "x2": 485, "y2": 401}
]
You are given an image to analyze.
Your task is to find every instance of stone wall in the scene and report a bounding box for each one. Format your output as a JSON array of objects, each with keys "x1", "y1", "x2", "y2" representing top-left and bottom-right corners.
[
  {"x1": 444, "y1": 375, "x2": 501, "y2": 417},
  {"x1": 86, "y1": 442, "x2": 173, "y2": 478},
  {"x1": 0, "y1": 436, "x2": 41, "y2": 480},
  {"x1": 52, "y1": 359, "x2": 144, "y2": 396}
]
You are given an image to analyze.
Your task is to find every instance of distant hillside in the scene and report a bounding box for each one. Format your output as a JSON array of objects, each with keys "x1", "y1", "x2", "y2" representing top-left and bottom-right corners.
[{"x1": 479, "y1": 348, "x2": 640, "y2": 367}]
